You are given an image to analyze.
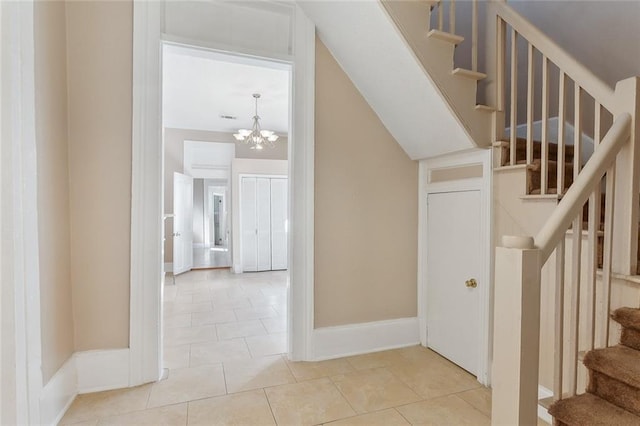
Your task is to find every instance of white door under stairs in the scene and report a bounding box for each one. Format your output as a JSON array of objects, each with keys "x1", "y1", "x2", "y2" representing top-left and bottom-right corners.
[{"x1": 426, "y1": 190, "x2": 482, "y2": 375}]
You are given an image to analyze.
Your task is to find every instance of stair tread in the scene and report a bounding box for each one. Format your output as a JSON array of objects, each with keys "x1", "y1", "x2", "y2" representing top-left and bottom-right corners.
[
  {"x1": 584, "y1": 345, "x2": 640, "y2": 389},
  {"x1": 549, "y1": 393, "x2": 640, "y2": 426},
  {"x1": 529, "y1": 188, "x2": 564, "y2": 195},
  {"x1": 612, "y1": 308, "x2": 640, "y2": 332},
  {"x1": 452, "y1": 68, "x2": 487, "y2": 80},
  {"x1": 427, "y1": 29, "x2": 464, "y2": 45},
  {"x1": 475, "y1": 104, "x2": 494, "y2": 112}
]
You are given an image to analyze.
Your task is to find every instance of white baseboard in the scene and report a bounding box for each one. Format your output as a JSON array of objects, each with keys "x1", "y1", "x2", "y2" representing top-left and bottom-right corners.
[
  {"x1": 312, "y1": 317, "x2": 420, "y2": 360},
  {"x1": 39, "y1": 356, "x2": 77, "y2": 426},
  {"x1": 538, "y1": 385, "x2": 553, "y2": 424},
  {"x1": 164, "y1": 262, "x2": 173, "y2": 273},
  {"x1": 75, "y1": 348, "x2": 130, "y2": 394}
]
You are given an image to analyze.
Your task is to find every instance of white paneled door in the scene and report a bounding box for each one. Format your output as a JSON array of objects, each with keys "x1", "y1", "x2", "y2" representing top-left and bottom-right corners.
[
  {"x1": 241, "y1": 177, "x2": 258, "y2": 272},
  {"x1": 426, "y1": 190, "x2": 481, "y2": 375},
  {"x1": 256, "y1": 178, "x2": 272, "y2": 271},
  {"x1": 241, "y1": 177, "x2": 288, "y2": 272},
  {"x1": 270, "y1": 178, "x2": 288, "y2": 270},
  {"x1": 173, "y1": 172, "x2": 194, "y2": 275}
]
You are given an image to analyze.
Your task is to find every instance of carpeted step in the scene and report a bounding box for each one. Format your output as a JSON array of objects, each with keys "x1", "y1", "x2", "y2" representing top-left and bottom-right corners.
[
  {"x1": 620, "y1": 327, "x2": 640, "y2": 351},
  {"x1": 500, "y1": 137, "x2": 575, "y2": 166},
  {"x1": 584, "y1": 345, "x2": 640, "y2": 415},
  {"x1": 548, "y1": 393, "x2": 640, "y2": 426},
  {"x1": 612, "y1": 307, "x2": 640, "y2": 332},
  {"x1": 528, "y1": 159, "x2": 575, "y2": 194}
]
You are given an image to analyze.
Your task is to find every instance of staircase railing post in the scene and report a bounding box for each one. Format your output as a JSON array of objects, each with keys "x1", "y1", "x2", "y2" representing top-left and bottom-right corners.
[
  {"x1": 611, "y1": 77, "x2": 640, "y2": 275},
  {"x1": 492, "y1": 236, "x2": 541, "y2": 426}
]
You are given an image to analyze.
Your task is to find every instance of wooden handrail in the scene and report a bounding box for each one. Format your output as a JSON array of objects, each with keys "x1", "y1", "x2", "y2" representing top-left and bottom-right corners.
[
  {"x1": 534, "y1": 114, "x2": 631, "y2": 262},
  {"x1": 495, "y1": 2, "x2": 617, "y2": 112}
]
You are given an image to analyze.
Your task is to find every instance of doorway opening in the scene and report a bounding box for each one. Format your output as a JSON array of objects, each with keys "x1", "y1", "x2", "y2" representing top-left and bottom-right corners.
[{"x1": 161, "y1": 42, "x2": 292, "y2": 373}]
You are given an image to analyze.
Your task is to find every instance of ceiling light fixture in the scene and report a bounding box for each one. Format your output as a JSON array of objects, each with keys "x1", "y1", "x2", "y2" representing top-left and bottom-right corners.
[{"x1": 233, "y1": 93, "x2": 279, "y2": 150}]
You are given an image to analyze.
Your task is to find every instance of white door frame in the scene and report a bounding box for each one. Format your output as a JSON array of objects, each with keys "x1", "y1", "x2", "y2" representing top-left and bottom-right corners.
[
  {"x1": 130, "y1": 2, "x2": 316, "y2": 384},
  {"x1": 1, "y1": 1, "x2": 43, "y2": 423},
  {"x1": 418, "y1": 148, "x2": 493, "y2": 385}
]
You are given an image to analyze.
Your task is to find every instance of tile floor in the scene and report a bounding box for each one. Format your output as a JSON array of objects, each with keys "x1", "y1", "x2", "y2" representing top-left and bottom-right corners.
[
  {"x1": 192, "y1": 247, "x2": 232, "y2": 269},
  {"x1": 60, "y1": 269, "x2": 548, "y2": 425}
]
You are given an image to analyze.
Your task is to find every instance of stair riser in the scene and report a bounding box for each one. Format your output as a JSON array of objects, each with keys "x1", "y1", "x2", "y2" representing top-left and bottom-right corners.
[
  {"x1": 621, "y1": 328, "x2": 640, "y2": 351},
  {"x1": 588, "y1": 370, "x2": 640, "y2": 416},
  {"x1": 528, "y1": 165, "x2": 575, "y2": 194}
]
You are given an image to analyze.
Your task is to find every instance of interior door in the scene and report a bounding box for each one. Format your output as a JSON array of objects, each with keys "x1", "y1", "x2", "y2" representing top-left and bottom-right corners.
[
  {"x1": 426, "y1": 190, "x2": 481, "y2": 375},
  {"x1": 241, "y1": 177, "x2": 258, "y2": 272},
  {"x1": 256, "y1": 178, "x2": 272, "y2": 271},
  {"x1": 173, "y1": 172, "x2": 194, "y2": 275},
  {"x1": 270, "y1": 178, "x2": 288, "y2": 270}
]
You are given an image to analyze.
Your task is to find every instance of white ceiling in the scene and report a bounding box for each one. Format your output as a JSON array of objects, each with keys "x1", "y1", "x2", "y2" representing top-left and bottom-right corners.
[{"x1": 162, "y1": 44, "x2": 290, "y2": 134}]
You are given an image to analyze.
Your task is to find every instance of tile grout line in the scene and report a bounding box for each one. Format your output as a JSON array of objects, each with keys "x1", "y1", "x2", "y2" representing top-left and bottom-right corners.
[
  {"x1": 450, "y1": 390, "x2": 492, "y2": 421},
  {"x1": 262, "y1": 388, "x2": 279, "y2": 425},
  {"x1": 392, "y1": 406, "x2": 413, "y2": 425}
]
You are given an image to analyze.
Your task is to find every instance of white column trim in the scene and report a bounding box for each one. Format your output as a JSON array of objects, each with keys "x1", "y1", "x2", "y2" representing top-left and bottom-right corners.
[
  {"x1": 130, "y1": 1, "x2": 163, "y2": 386},
  {"x1": 288, "y1": 5, "x2": 315, "y2": 361},
  {"x1": 1, "y1": 1, "x2": 43, "y2": 423}
]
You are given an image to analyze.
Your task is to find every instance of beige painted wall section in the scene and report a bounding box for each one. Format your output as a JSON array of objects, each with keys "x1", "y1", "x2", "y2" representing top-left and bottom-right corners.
[
  {"x1": 66, "y1": 1, "x2": 132, "y2": 350},
  {"x1": 34, "y1": 0, "x2": 75, "y2": 383},
  {"x1": 314, "y1": 38, "x2": 418, "y2": 327}
]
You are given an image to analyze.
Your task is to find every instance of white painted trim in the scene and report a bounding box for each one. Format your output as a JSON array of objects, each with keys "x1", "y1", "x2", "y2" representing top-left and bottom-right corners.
[
  {"x1": 162, "y1": 33, "x2": 294, "y2": 65},
  {"x1": 164, "y1": 262, "x2": 173, "y2": 273},
  {"x1": 39, "y1": 357, "x2": 76, "y2": 426},
  {"x1": 417, "y1": 161, "x2": 428, "y2": 347},
  {"x1": 312, "y1": 318, "x2": 420, "y2": 361},
  {"x1": 287, "y1": 5, "x2": 315, "y2": 361},
  {"x1": 36, "y1": 348, "x2": 134, "y2": 424},
  {"x1": 538, "y1": 385, "x2": 553, "y2": 424},
  {"x1": 1, "y1": 2, "x2": 43, "y2": 424},
  {"x1": 421, "y1": 148, "x2": 493, "y2": 386},
  {"x1": 75, "y1": 349, "x2": 131, "y2": 394},
  {"x1": 130, "y1": 1, "x2": 163, "y2": 387}
]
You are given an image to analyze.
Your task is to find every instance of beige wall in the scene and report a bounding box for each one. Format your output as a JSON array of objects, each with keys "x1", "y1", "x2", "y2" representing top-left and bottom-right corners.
[
  {"x1": 314, "y1": 38, "x2": 419, "y2": 328},
  {"x1": 34, "y1": 0, "x2": 75, "y2": 383},
  {"x1": 163, "y1": 128, "x2": 288, "y2": 263},
  {"x1": 66, "y1": 1, "x2": 133, "y2": 350}
]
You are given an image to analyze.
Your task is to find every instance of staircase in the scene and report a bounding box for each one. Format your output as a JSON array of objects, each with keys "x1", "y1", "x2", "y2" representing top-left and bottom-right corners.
[
  {"x1": 302, "y1": 0, "x2": 640, "y2": 424},
  {"x1": 376, "y1": 1, "x2": 640, "y2": 426},
  {"x1": 549, "y1": 308, "x2": 640, "y2": 425}
]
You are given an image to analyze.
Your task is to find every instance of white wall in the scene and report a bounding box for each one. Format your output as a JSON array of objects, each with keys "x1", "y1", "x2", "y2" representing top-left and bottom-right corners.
[{"x1": 231, "y1": 158, "x2": 288, "y2": 273}]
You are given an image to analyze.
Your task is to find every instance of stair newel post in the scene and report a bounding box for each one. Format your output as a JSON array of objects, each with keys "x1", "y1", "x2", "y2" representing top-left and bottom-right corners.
[
  {"x1": 492, "y1": 236, "x2": 541, "y2": 426},
  {"x1": 611, "y1": 77, "x2": 640, "y2": 275}
]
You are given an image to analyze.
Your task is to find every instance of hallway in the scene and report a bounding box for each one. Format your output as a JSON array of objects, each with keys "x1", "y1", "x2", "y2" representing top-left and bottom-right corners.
[{"x1": 59, "y1": 270, "x2": 513, "y2": 425}]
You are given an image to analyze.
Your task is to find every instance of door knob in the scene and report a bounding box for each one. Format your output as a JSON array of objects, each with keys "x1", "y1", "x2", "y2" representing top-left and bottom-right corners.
[
  {"x1": 173, "y1": 232, "x2": 180, "y2": 237},
  {"x1": 465, "y1": 278, "x2": 478, "y2": 288}
]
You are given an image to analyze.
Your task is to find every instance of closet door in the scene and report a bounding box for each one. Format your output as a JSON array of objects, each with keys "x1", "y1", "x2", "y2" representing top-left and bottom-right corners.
[
  {"x1": 270, "y1": 178, "x2": 288, "y2": 270},
  {"x1": 241, "y1": 177, "x2": 258, "y2": 272},
  {"x1": 256, "y1": 178, "x2": 272, "y2": 271}
]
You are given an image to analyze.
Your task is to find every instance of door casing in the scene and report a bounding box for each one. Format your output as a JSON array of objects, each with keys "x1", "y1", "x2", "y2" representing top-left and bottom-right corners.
[{"x1": 418, "y1": 149, "x2": 493, "y2": 386}]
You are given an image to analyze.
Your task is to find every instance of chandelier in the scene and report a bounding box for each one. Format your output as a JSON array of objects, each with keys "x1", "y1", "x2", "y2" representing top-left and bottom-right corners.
[{"x1": 233, "y1": 93, "x2": 279, "y2": 150}]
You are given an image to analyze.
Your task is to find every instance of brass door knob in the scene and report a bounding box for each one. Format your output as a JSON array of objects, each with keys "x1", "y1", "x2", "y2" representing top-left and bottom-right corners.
[{"x1": 465, "y1": 278, "x2": 478, "y2": 288}]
